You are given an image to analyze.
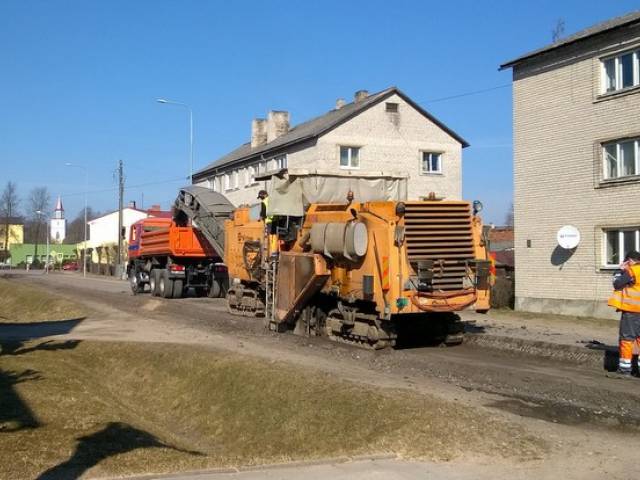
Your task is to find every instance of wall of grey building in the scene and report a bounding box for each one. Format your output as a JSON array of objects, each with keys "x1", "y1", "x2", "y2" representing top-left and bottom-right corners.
[{"x1": 512, "y1": 25, "x2": 640, "y2": 318}]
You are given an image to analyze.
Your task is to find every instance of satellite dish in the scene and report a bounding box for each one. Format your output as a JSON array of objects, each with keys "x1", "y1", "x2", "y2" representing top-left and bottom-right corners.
[{"x1": 557, "y1": 225, "x2": 580, "y2": 249}]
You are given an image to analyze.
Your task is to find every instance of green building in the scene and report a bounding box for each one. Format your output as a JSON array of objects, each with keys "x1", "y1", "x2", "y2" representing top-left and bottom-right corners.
[{"x1": 8, "y1": 243, "x2": 77, "y2": 267}]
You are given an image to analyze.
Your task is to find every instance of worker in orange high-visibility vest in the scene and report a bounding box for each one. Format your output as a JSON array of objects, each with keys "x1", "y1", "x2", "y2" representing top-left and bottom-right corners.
[{"x1": 607, "y1": 250, "x2": 640, "y2": 378}]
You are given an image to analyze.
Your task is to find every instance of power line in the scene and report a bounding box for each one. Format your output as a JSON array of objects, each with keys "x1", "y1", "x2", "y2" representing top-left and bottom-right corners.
[
  {"x1": 421, "y1": 83, "x2": 511, "y2": 103},
  {"x1": 59, "y1": 176, "x2": 186, "y2": 199}
]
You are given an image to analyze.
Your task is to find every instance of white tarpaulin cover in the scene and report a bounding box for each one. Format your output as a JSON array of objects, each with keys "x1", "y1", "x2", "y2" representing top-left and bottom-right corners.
[{"x1": 259, "y1": 169, "x2": 409, "y2": 217}]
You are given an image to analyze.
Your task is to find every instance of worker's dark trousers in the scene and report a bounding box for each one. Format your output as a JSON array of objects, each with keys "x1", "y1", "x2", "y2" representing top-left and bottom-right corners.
[{"x1": 619, "y1": 312, "x2": 640, "y2": 372}]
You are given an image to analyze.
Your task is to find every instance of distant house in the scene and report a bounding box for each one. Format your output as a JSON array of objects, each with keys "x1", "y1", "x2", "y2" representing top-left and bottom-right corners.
[
  {"x1": 500, "y1": 11, "x2": 640, "y2": 318},
  {"x1": 9, "y1": 243, "x2": 77, "y2": 267},
  {"x1": 0, "y1": 217, "x2": 24, "y2": 262},
  {"x1": 193, "y1": 87, "x2": 468, "y2": 206},
  {"x1": 79, "y1": 203, "x2": 170, "y2": 274}
]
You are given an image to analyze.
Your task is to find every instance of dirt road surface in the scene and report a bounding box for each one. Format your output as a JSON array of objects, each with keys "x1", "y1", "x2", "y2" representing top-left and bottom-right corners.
[{"x1": 4, "y1": 271, "x2": 640, "y2": 480}]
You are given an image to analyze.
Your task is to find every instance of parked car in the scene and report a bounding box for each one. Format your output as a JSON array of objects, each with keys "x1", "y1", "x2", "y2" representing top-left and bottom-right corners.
[{"x1": 62, "y1": 261, "x2": 79, "y2": 271}]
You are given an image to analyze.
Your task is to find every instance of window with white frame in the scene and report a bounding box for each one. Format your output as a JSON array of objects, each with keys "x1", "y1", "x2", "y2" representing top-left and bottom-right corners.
[
  {"x1": 339, "y1": 146, "x2": 360, "y2": 168},
  {"x1": 258, "y1": 161, "x2": 266, "y2": 175},
  {"x1": 232, "y1": 170, "x2": 239, "y2": 189},
  {"x1": 604, "y1": 228, "x2": 640, "y2": 267},
  {"x1": 247, "y1": 165, "x2": 256, "y2": 185},
  {"x1": 274, "y1": 155, "x2": 287, "y2": 170},
  {"x1": 421, "y1": 152, "x2": 442, "y2": 174},
  {"x1": 224, "y1": 173, "x2": 231, "y2": 191},
  {"x1": 601, "y1": 49, "x2": 640, "y2": 93},
  {"x1": 207, "y1": 177, "x2": 215, "y2": 191},
  {"x1": 603, "y1": 137, "x2": 639, "y2": 179}
]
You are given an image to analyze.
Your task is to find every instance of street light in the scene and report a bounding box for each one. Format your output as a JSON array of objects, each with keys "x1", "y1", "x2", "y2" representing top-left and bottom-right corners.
[
  {"x1": 65, "y1": 163, "x2": 88, "y2": 278},
  {"x1": 157, "y1": 98, "x2": 194, "y2": 183},
  {"x1": 34, "y1": 210, "x2": 49, "y2": 274}
]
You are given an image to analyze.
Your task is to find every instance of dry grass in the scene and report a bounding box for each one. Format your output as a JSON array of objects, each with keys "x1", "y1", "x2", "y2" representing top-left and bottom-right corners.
[
  {"x1": 0, "y1": 277, "x2": 86, "y2": 323},
  {"x1": 0, "y1": 340, "x2": 544, "y2": 479}
]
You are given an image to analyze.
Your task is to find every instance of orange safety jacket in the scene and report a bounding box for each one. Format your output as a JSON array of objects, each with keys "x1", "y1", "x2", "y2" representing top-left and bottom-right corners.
[{"x1": 608, "y1": 264, "x2": 640, "y2": 313}]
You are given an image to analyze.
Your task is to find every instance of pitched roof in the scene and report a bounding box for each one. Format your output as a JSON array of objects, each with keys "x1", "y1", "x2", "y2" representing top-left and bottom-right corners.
[
  {"x1": 500, "y1": 10, "x2": 640, "y2": 70},
  {"x1": 0, "y1": 217, "x2": 24, "y2": 225},
  {"x1": 194, "y1": 87, "x2": 468, "y2": 180}
]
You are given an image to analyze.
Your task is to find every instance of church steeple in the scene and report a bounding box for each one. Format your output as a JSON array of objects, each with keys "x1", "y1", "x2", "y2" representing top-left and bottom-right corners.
[
  {"x1": 54, "y1": 196, "x2": 64, "y2": 220},
  {"x1": 50, "y1": 195, "x2": 66, "y2": 243}
]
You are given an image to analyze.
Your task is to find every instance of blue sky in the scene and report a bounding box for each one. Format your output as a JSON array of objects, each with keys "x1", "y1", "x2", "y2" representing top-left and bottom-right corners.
[{"x1": 1, "y1": 0, "x2": 638, "y2": 224}]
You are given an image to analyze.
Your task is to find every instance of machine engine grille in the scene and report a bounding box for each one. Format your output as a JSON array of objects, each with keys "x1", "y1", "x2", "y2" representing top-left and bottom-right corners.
[{"x1": 403, "y1": 201, "x2": 475, "y2": 291}]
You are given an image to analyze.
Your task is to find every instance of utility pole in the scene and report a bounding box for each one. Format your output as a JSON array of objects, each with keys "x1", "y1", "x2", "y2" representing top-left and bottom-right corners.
[{"x1": 117, "y1": 159, "x2": 124, "y2": 279}]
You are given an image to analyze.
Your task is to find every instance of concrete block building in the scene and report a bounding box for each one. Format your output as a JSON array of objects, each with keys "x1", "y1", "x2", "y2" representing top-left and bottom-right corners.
[
  {"x1": 193, "y1": 87, "x2": 468, "y2": 206},
  {"x1": 501, "y1": 11, "x2": 640, "y2": 318}
]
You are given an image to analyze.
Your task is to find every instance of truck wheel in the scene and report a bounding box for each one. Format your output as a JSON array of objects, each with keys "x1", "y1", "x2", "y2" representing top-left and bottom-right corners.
[
  {"x1": 172, "y1": 279, "x2": 184, "y2": 298},
  {"x1": 150, "y1": 269, "x2": 161, "y2": 297},
  {"x1": 208, "y1": 279, "x2": 221, "y2": 298},
  {"x1": 160, "y1": 270, "x2": 173, "y2": 299},
  {"x1": 129, "y1": 268, "x2": 144, "y2": 295}
]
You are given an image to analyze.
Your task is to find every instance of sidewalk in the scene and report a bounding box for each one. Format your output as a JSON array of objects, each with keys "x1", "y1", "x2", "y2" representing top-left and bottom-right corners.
[{"x1": 461, "y1": 308, "x2": 620, "y2": 366}]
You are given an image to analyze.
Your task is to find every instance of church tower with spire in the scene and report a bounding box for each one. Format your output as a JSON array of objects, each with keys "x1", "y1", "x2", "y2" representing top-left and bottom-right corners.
[{"x1": 50, "y1": 196, "x2": 66, "y2": 244}]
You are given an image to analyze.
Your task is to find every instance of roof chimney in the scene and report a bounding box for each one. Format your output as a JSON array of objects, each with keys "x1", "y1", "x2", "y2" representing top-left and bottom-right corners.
[
  {"x1": 354, "y1": 90, "x2": 369, "y2": 102},
  {"x1": 335, "y1": 98, "x2": 346, "y2": 110},
  {"x1": 251, "y1": 118, "x2": 268, "y2": 148},
  {"x1": 266, "y1": 110, "x2": 290, "y2": 143}
]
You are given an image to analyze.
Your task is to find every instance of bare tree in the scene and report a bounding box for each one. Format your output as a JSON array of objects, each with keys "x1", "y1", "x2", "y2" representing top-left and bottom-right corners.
[
  {"x1": 28, "y1": 187, "x2": 51, "y2": 265},
  {"x1": 66, "y1": 206, "x2": 100, "y2": 243},
  {"x1": 552, "y1": 18, "x2": 565, "y2": 42},
  {"x1": 1, "y1": 181, "x2": 20, "y2": 261},
  {"x1": 504, "y1": 202, "x2": 514, "y2": 227}
]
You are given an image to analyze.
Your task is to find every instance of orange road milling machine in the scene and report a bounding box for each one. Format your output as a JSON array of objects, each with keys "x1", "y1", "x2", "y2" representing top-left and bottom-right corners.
[{"x1": 166, "y1": 169, "x2": 491, "y2": 350}]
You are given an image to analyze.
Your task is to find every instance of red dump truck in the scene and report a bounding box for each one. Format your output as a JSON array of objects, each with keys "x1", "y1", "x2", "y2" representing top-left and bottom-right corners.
[{"x1": 126, "y1": 216, "x2": 228, "y2": 298}]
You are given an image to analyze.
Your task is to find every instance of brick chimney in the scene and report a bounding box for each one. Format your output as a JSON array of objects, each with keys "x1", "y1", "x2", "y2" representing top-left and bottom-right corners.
[
  {"x1": 335, "y1": 98, "x2": 346, "y2": 110},
  {"x1": 266, "y1": 110, "x2": 290, "y2": 143},
  {"x1": 251, "y1": 118, "x2": 267, "y2": 148},
  {"x1": 354, "y1": 90, "x2": 369, "y2": 102}
]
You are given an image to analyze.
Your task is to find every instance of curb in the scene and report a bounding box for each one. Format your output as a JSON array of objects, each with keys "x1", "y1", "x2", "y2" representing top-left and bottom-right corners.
[{"x1": 112, "y1": 453, "x2": 398, "y2": 479}]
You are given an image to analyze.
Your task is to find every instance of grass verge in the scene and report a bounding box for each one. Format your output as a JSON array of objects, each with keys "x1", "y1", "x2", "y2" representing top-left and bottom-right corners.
[
  {"x1": 0, "y1": 277, "x2": 86, "y2": 323},
  {"x1": 0, "y1": 340, "x2": 545, "y2": 479}
]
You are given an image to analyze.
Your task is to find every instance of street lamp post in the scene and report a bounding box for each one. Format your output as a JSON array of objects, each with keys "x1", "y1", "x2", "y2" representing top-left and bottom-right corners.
[
  {"x1": 157, "y1": 98, "x2": 193, "y2": 183},
  {"x1": 65, "y1": 163, "x2": 88, "y2": 277}
]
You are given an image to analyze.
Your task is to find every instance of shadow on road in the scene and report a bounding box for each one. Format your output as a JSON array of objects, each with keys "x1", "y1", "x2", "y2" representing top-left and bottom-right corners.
[
  {"x1": 0, "y1": 368, "x2": 42, "y2": 432},
  {"x1": 36, "y1": 422, "x2": 204, "y2": 480},
  {"x1": 0, "y1": 318, "x2": 84, "y2": 342},
  {"x1": 584, "y1": 341, "x2": 639, "y2": 374}
]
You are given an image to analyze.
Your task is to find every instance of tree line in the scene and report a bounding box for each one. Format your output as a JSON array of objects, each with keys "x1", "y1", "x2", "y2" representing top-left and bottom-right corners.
[{"x1": 0, "y1": 181, "x2": 101, "y2": 261}]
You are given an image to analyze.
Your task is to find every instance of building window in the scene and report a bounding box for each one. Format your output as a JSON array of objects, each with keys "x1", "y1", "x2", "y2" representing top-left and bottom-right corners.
[
  {"x1": 601, "y1": 50, "x2": 639, "y2": 93},
  {"x1": 603, "y1": 138, "x2": 639, "y2": 180},
  {"x1": 224, "y1": 173, "x2": 231, "y2": 191},
  {"x1": 274, "y1": 155, "x2": 287, "y2": 170},
  {"x1": 339, "y1": 146, "x2": 360, "y2": 168},
  {"x1": 232, "y1": 170, "x2": 239, "y2": 189},
  {"x1": 258, "y1": 161, "x2": 267, "y2": 175},
  {"x1": 604, "y1": 228, "x2": 640, "y2": 267},
  {"x1": 247, "y1": 165, "x2": 256, "y2": 185},
  {"x1": 385, "y1": 102, "x2": 399, "y2": 113},
  {"x1": 421, "y1": 152, "x2": 442, "y2": 174}
]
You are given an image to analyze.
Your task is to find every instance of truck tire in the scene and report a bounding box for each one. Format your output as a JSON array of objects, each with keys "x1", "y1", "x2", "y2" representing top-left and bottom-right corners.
[
  {"x1": 150, "y1": 269, "x2": 161, "y2": 297},
  {"x1": 208, "y1": 279, "x2": 221, "y2": 298},
  {"x1": 172, "y1": 279, "x2": 184, "y2": 298},
  {"x1": 160, "y1": 270, "x2": 173, "y2": 299},
  {"x1": 129, "y1": 268, "x2": 144, "y2": 295}
]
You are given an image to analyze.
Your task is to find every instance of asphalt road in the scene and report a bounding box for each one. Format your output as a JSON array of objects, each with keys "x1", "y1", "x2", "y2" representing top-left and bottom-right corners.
[
  {"x1": 5, "y1": 270, "x2": 640, "y2": 480},
  {"x1": 9, "y1": 270, "x2": 640, "y2": 431}
]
